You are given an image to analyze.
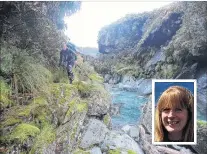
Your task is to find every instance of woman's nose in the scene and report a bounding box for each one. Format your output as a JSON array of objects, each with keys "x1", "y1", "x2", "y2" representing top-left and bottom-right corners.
[{"x1": 168, "y1": 110, "x2": 176, "y2": 117}]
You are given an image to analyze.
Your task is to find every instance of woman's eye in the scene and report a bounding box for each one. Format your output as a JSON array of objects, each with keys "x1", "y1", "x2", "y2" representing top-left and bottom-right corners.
[
  {"x1": 175, "y1": 108, "x2": 182, "y2": 112},
  {"x1": 162, "y1": 108, "x2": 170, "y2": 112}
]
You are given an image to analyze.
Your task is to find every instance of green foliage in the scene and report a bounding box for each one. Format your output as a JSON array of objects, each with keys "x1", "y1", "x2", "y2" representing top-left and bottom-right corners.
[
  {"x1": 103, "y1": 114, "x2": 110, "y2": 126},
  {"x1": 31, "y1": 97, "x2": 51, "y2": 127},
  {"x1": 30, "y1": 125, "x2": 56, "y2": 154},
  {"x1": 52, "y1": 67, "x2": 69, "y2": 83},
  {"x1": 66, "y1": 98, "x2": 88, "y2": 117},
  {"x1": 109, "y1": 148, "x2": 121, "y2": 154},
  {"x1": 1, "y1": 117, "x2": 22, "y2": 128},
  {"x1": 18, "y1": 106, "x2": 32, "y2": 117},
  {"x1": 1, "y1": 45, "x2": 53, "y2": 95},
  {"x1": 128, "y1": 150, "x2": 137, "y2": 154},
  {"x1": 73, "y1": 149, "x2": 90, "y2": 154},
  {"x1": 88, "y1": 73, "x2": 104, "y2": 83},
  {"x1": 73, "y1": 81, "x2": 94, "y2": 96},
  {"x1": 0, "y1": 78, "x2": 13, "y2": 109},
  {"x1": 72, "y1": 62, "x2": 107, "y2": 97},
  {"x1": 197, "y1": 120, "x2": 207, "y2": 127},
  {"x1": 50, "y1": 83, "x2": 74, "y2": 104},
  {"x1": 9, "y1": 123, "x2": 40, "y2": 143}
]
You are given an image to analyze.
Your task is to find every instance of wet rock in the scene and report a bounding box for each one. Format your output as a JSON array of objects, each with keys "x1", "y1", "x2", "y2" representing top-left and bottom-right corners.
[{"x1": 110, "y1": 103, "x2": 123, "y2": 116}]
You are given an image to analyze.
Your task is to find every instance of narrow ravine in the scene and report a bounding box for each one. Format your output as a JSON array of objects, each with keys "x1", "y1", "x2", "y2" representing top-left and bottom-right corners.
[{"x1": 108, "y1": 86, "x2": 149, "y2": 129}]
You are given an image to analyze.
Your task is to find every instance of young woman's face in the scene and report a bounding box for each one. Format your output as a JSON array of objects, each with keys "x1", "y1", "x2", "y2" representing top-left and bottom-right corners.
[{"x1": 161, "y1": 107, "x2": 188, "y2": 134}]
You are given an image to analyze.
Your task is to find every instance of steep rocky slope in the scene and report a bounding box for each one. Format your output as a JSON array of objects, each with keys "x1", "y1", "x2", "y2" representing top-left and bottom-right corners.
[
  {"x1": 95, "y1": 1, "x2": 207, "y2": 119},
  {"x1": 97, "y1": 2, "x2": 207, "y2": 79},
  {"x1": 0, "y1": 2, "x2": 146, "y2": 154}
]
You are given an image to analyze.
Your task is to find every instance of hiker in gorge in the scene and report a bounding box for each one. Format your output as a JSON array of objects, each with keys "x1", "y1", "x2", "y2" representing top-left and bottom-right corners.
[
  {"x1": 59, "y1": 41, "x2": 77, "y2": 84},
  {"x1": 154, "y1": 86, "x2": 194, "y2": 142}
]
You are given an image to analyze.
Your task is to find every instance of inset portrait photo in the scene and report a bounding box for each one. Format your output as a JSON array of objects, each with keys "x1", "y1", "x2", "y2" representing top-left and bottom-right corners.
[{"x1": 152, "y1": 79, "x2": 197, "y2": 145}]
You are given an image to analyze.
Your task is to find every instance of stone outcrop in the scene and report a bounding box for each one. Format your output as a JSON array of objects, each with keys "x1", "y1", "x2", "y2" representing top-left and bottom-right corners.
[
  {"x1": 96, "y1": 1, "x2": 207, "y2": 120},
  {"x1": 97, "y1": 1, "x2": 207, "y2": 80},
  {"x1": 136, "y1": 100, "x2": 207, "y2": 154},
  {"x1": 80, "y1": 119, "x2": 109, "y2": 149}
]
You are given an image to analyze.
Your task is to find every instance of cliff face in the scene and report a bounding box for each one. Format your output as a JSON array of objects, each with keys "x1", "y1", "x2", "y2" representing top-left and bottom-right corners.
[
  {"x1": 97, "y1": 1, "x2": 207, "y2": 79},
  {"x1": 95, "y1": 1, "x2": 207, "y2": 118}
]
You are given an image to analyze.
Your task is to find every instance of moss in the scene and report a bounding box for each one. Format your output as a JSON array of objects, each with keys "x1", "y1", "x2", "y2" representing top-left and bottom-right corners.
[
  {"x1": 1, "y1": 117, "x2": 22, "y2": 127},
  {"x1": 9, "y1": 123, "x2": 40, "y2": 143},
  {"x1": 66, "y1": 99, "x2": 88, "y2": 117},
  {"x1": 66, "y1": 98, "x2": 77, "y2": 117},
  {"x1": 50, "y1": 83, "x2": 74, "y2": 104},
  {"x1": 103, "y1": 114, "x2": 110, "y2": 126},
  {"x1": 30, "y1": 125, "x2": 56, "y2": 154},
  {"x1": 36, "y1": 113, "x2": 50, "y2": 127},
  {"x1": 77, "y1": 102, "x2": 88, "y2": 112},
  {"x1": 88, "y1": 73, "x2": 104, "y2": 83},
  {"x1": 18, "y1": 106, "x2": 31, "y2": 117},
  {"x1": 70, "y1": 124, "x2": 78, "y2": 140},
  {"x1": 73, "y1": 149, "x2": 90, "y2": 154},
  {"x1": 197, "y1": 120, "x2": 207, "y2": 127},
  {"x1": 32, "y1": 96, "x2": 48, "y2": 106},
  {"x1": 109, "y1": 148, "x2": 121, "y2": 154},
  {"x1": 73, "y1": 81, "x2": 93, "y2": 95},
  {"x1": 128, "y1": 150, "x2": 137, "y2": 154}
]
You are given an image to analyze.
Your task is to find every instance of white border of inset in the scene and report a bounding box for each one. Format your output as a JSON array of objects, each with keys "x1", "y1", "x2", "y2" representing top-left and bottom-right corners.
[{"x1": 152, "y1": 79, "x2": 197, "y2": 145}]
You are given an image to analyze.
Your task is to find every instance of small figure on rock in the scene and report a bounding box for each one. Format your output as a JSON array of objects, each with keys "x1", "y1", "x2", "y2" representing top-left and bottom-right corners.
[{"x1": 59, "y1": 41, "x2": 77, "y2": 84}]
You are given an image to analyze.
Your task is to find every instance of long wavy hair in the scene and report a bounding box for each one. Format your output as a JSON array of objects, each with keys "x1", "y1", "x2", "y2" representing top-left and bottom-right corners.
[{"x1": 155, "y1": 86, "x2": 194, "y2": 142}]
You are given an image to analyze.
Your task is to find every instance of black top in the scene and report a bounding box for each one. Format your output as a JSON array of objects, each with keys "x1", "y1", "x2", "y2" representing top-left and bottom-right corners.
[{"x1": 59, "y1": 48, "x2": 77, "y2": 67}]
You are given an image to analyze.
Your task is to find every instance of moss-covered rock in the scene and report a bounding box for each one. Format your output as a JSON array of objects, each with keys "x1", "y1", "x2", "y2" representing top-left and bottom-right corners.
[
  {"x1": 109, "y1": 148, "x2": 121, "y2": 154},
  {"x1": 128, "y1": 149, "x2": 137, "y2": 154},
  {"x1": 1, "y1": 117, "x2": 22, "y2": 128},
  {"x1": 9, "y1": 123, "x2": 40, "y2": 143},
  {"x1": 73, "y1": 149, "x2": 90, "y2": 154},
  {"x1": 103, "y1": 114, "x2": 111, "y2": 128},
  {"x1": 30, "y1": 125, "x2": 56, "y2": 154}
]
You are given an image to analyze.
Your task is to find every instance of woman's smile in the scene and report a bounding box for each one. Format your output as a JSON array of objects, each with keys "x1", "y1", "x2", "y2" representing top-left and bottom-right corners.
[
  {"x1": 167, "y1": 120, "x2": 179, "y2": 125},
  {"x1": 161, "y1": 108, "x2": 188, "y2": 133}
]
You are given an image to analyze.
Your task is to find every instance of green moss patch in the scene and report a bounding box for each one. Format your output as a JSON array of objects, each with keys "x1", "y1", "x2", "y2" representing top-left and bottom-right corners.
[
  {"x1": 50, "y1": 83, "x2": 74, "y2": 104},
  {"x1": 1, "y1": 117, "x2": 22, "y2": 128},
  {"x1": 66, "y1": 98, "x2": 88, "y2": 117},
  {"x1": 109, "y1": 148, "x2": 121, "y2": 154},
  {"x1": 18, "y1": 106, "x2": 32, "y2": 117},
  {"x1": 103, "y1": 114, "x2": 110, "y2": 126},
  {"x1": 197, "y1": 120, "x2": 207, "y2": 127},
  {"x1": 128, "y1": 150, "x2": 137, "y2": 154},
  {"x1": 30, "y1": 125, "x2": 56, "y2": 154},
  {"x1": 32, "y1": 96, "x2": 48, "y2": 106},
  {"x1": 73, "y1": 149, "x2": 90, "y2": 154},
  {"x1": 9, "y1": 123, "x2": 40, "y2": 143}
]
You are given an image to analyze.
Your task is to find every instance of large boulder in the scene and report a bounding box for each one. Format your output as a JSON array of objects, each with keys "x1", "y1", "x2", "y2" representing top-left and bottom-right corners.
[
  {"x1": 100, "y1": 130, "x2": 144, "y2": 154},
  {"x1": 80, "y1": 119, "x2": 109, "y2": 149},
  {"x1": 87, "y1": 91, "x2": 111, "y2": 117}
]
